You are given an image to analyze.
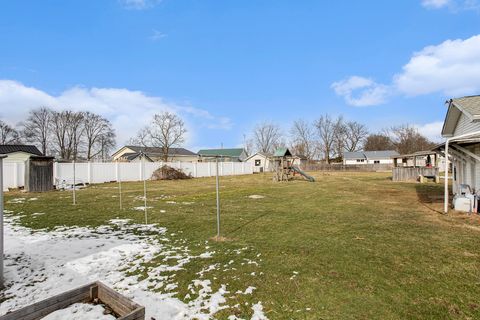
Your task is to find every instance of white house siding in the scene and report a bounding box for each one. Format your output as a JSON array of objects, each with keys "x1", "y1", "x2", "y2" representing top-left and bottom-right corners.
[
  {"x1": 345, "y1": 158, "x2": 393, "y2": 165},
  {"x1": 3, "y1": 152, "x2": 34, "y2": 162},
  {"x1": 246, "y1": 154, "x2": 272, "y2": 173},
  {"x1": 453, "y1": 113, "x2": 480, "y2": 136}
]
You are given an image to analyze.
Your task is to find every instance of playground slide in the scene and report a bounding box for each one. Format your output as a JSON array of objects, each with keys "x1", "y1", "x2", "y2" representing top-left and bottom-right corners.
[{"x1": 291, "y1": 166, "x2": 315, "y2": 182}]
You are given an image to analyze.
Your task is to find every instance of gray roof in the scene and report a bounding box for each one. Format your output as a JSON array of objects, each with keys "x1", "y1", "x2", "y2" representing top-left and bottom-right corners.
[
  {"x1": 344, "y1": 150, "x2": 399, "y2": 160},
  {"x1": 451, "y1": 96, "x2": 480, "y2": 118},
  {"x1": 0, "y1": 145, "x2": 42, "y2": 156},
  {"x1": 442, "y1": 96, "x2": 480, "y2": 136},
  {"x1": 124, "y1": 146, "x2": 197, "y2": 156}
]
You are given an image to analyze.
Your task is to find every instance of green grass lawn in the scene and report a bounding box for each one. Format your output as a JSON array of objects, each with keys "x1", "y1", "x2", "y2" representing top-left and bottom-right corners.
[{"x1": 4, "y1": 172, "x2": 480, "y2": 319}]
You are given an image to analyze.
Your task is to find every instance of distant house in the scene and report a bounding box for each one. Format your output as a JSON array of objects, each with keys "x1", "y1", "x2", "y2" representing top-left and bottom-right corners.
[
  {"x1": 0, "y1": 145, "x2": 43, "y2": 162},
  {"x1": 197, "y1": 148, "x2": 248, "y2": 162},
  {"x1": 112, "y1": 146, "x2": 198, "y2": 162},
  {"x1": 245, "y1": 152, "x2": 273, "y2": 172},
  {"x1": 343, "y1": 150, "x2": 399, "y2": 165}
]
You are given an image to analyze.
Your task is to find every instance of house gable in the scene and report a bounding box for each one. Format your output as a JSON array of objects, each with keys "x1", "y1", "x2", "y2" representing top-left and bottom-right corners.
[{"x1": 442, "y1": 97, "x2": 480, "y2": 137}]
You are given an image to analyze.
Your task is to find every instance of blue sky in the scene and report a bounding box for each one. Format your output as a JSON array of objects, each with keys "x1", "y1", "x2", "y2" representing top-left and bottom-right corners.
[{"x1": 1, "y1": 0, "x2": 480, "y2": 150}]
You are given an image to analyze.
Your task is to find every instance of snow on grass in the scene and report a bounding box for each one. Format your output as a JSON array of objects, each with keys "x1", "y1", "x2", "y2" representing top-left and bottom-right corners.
[
  {"x1": 41, "y1": 303, "x2": 115, "y2": 320},
  {"x1": 0, "y1": 215, "x2": 266, "y2": 319},
  {"x1": 251, "y1": 302, "x2": 268, "y2": 320},
  {"x1": 248, "y1": 195, "x2": 265, "y2": 199},
  {"x1": 132, "y1": 206, "x2": 153, "y2": 211},
  {"x1": 7, "y1": 198, "x2": 26, "y2": 204}
]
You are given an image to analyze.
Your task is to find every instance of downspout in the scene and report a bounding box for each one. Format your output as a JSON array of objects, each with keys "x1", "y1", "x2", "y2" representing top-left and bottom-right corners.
[{"x1": 444, "y1": 130, "x2": 480, "y2": 213}]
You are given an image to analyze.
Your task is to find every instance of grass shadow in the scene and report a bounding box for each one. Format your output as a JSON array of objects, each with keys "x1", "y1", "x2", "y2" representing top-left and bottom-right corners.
[{"x1": 414, "y1": 183, "x2": 446, "y2": 215}]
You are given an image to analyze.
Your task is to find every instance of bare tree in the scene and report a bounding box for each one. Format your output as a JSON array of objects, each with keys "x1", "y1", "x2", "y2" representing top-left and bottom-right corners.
[
  {"x1": 343, "y1": 121, "x2": 369, "y2": 152},
  {"x1": 386, "y1": 124, "x2": 435, "y2": 155},
  {"x1": 0, "y1": 120, "x2": 21, "y2": 144},
  {"x1": 253, "y1": 122, "x2": 283, "y2": 154},
  {"x1": 83, "y1": 112, "x2": 116, "y2": 160},
  {"x1": 314, "y1": 114, "x2": 344, "y2": 163},
  {"x1": 364, "y1": 134, "x2": 393, "y2": 151},
  {"x1": 131, "y1": 111, "x2": 187, "y2": 161},
  {"x1": 20, "y1": 107, "x2": 51, "y2": 155},
  {"x1": 129, "y1": 127, "x2": 150, "y2": 147},
  {"x1": 243, "y1": 134, "x2": 255, "y2": 157},
  {"x1": 290, "y1": 119, "x2": 317, "y2": 159},
  {"x1": 50, "y1": 110, "x2": 85, "y2": 160},
  {"x1": 97, "y1": 131, "x2": 117, "y2": 161}
]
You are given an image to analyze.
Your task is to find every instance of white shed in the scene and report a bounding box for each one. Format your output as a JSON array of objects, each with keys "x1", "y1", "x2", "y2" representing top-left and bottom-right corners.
[{"x1": 244, "y1": 152, "x2": 273, "y2": 173}]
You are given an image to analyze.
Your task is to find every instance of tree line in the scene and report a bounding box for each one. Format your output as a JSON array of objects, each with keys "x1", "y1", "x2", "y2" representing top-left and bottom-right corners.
[
  {"x1": 0, "y1": 107, "x2": 116, "y2": 160},
  {"x1": 1, "y1": 109, "x2": 436, "y2": 163},
  {"x1": 245, "y1": 114, "x2": 437, "y2": 163}
]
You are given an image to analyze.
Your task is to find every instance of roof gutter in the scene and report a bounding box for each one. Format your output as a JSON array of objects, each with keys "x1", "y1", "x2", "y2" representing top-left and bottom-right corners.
[{"x1": 444, "y1": 130, "x2": 480, "y2": 213}]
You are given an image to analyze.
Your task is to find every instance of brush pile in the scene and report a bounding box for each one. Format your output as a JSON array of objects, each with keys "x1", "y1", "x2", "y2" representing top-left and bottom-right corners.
[{"x1": 151, "y1": 165, "x2": 192, "y2": 180}]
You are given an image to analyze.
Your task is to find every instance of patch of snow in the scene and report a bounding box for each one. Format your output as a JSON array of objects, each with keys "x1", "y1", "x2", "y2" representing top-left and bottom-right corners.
[
  {"x1": 32, "y1": 212, "x2": 45, "y2": 217},
  {"x1": 0, "y1": 216, "x2": 260, "y2": 319},
  {"x1": 199, "y1": 251, "x2": 215, "y2": 259},
  {"x1": 251, "y1": 302, "x2": 268, "y2": 320},
  {"x1": 28, "y1": 197, "x2": 38, "y2": 201},
  {"x1": 41, "y1": 303, "x2": 115, "y2": 320},
  {"x1": 166, "y1": 201, "x2": 177, "y2": 204},
  {"x1": 7, "y1": 198, "x2": 26, "y2": 204},
  {"x1": 132, "y1": 206, "x2": 153, "y2": 211},
  {"x1": 248, "y1": 195, "x2": 265, "y2": 199}
]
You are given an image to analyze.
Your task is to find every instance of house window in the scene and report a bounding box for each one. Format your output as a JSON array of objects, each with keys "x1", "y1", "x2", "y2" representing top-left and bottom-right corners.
[
  {"x1": 255, "y1": 159, "x2": 261, "y2": 166},
  {"x1": 374, "y1": 160, "x2": 380, "y2": 164},
  {"x1": 356, "y1": 159, "x2": 365, "y2": 163}
]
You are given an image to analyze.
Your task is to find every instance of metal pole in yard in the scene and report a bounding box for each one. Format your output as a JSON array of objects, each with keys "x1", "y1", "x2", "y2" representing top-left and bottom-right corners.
[
  {"x1": 118, "y1": 164, "x2": 123, "y2": 210},
  {"x1": 0, "y1": 154, "x2": 7, "y2": 287},
  {"x1": 216, "y1": 157, "x2": 221, "y2": 238},
  {"x1": 142, "y1": 153, "x2": 148, "y2": 224},
  {"x1": 73, "y1": 159, "x2": 76, "y2": 205}
]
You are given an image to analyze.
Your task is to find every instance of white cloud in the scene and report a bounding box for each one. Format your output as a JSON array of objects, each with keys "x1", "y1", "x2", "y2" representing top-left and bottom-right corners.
[
  {"x1": 119, "y1": 0, "x2": 161, "y2": 10},
  {"x1": 0, "y1": 80, "x2": 231, "y2": 147},
  {"x1": 149, "y1": 30, "x2": 167, "y2": 41},
  {"x1": 415, "y1": 121, "x2": 444, "y2": 142},
  {"x1": 421, "y1": 0, "x2": 451, "y2": 9},
  {"x1": 421, "y1": 0, "x2": 480, "y2": 11},
  {"x1": 331, "y1": 76, "x2": 390, "y2": 107},
  {"x1": 333, "y1": 34, "x2": 480, "y2": 105},
  {"x1": 395, "y1": 35, "x2": 480, "y2": 96}
]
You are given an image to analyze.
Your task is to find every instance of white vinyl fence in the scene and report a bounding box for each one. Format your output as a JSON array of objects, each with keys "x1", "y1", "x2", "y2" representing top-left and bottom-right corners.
[{"x1": 3, "y1": 161, "x2": 253, "y2": 191}]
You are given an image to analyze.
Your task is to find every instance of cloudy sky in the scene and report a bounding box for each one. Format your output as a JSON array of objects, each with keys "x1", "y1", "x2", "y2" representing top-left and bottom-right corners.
[{"x1": 1, "y1": 0, "x2": 480, "y2": 150}]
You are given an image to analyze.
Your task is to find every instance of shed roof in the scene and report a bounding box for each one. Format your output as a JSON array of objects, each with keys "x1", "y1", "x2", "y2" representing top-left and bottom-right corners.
[
  {"x1": 273, "y1": 148, "x2": 293, "y2": 157},
  {"x1": 344, "y1": 150, "x2": 399, "y2": 160},
  {"x1": 198, "y1": 148, "x2": 245, "y2": 157},
  {"x1": 0, "y1": 145, "x2": 42, "y2": 156}
]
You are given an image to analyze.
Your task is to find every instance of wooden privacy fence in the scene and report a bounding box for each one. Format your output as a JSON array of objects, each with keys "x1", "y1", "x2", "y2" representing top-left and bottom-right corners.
[
  {"x1": 392, "y1": 167, "x2": 440, "y2": 182},
  {"x1": 0, "y1": 281, "x2": 145, "y2": 320}
]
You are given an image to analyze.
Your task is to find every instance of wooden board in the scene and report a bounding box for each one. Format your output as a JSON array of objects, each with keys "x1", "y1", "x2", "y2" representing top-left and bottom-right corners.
[{"x1": 0, "y1": 281, "x2": 145, "y2": 320}]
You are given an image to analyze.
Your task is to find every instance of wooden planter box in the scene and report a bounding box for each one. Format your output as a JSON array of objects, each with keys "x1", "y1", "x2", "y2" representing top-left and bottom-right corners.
[{"x1": 0, "y1": 281, "x2": 145, "y2": 320}]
